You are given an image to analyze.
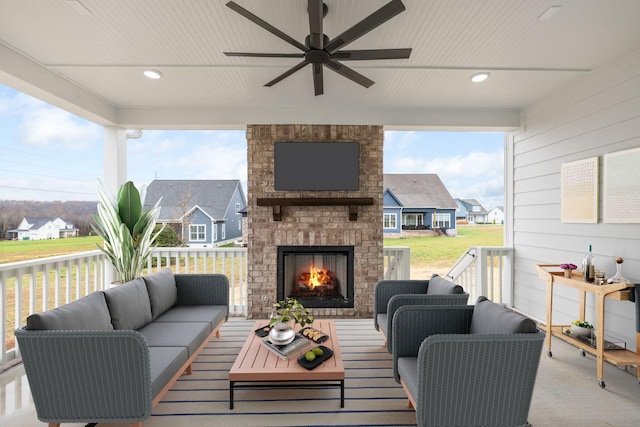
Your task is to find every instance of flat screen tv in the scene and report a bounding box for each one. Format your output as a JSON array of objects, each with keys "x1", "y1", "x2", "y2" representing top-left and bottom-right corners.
[{"x1": 274, "y1": 142, "x2": 360, "y2": 191}]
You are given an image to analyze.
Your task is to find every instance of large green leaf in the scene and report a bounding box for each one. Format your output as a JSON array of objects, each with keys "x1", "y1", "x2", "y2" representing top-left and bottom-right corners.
[{"x1": 117, "y1": 181, "x2": 142, "y2": 235}]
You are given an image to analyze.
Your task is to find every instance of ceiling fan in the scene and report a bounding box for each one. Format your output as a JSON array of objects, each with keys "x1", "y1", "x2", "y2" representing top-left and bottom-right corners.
[{"x1": 224, "y1": 0, "x2": 412, "y2": 96}]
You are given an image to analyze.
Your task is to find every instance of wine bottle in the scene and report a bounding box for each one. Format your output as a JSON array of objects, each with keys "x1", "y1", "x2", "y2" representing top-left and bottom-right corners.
[{"x1": 582, "y1": 244, "x2": 595, "y2": 283}]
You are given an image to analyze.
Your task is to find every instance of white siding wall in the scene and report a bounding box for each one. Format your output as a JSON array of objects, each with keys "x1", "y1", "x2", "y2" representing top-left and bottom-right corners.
[{"x1": 508, "y1": 48, "x2": 640, "y2": 348}]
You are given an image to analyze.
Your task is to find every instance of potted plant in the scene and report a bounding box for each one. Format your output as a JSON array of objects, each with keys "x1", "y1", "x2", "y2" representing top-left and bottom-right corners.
[
  {"x1": 560, "y1": 263, "x2": 577, "y2": 278},
  {"x1": 268, "y1": 297, "x2": 315, "y2": 345},
  {"x1": 92, "y1": 179, "x2": 164, "y2": 283}
]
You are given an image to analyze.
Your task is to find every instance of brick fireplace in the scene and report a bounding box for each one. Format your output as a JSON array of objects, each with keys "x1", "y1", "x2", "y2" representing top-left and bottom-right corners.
[{"x1": 246, "y1": 124, "x2": 383, "y2": 319}]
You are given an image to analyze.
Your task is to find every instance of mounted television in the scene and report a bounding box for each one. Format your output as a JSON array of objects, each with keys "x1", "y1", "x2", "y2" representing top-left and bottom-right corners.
[{"x1": 274, "y1": 142, "x2": 360, "y2": 191}]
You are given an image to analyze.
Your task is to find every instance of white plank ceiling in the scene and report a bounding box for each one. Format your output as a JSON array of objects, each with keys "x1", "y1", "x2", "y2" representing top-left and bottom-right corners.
[{"x1": 1, "y1": 0, "x2": 639, "y2": 129}]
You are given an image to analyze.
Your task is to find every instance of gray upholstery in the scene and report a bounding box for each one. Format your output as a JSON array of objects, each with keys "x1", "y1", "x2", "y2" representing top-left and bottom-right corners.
[
  {"x1": 374, "y1": 274, "x2": 469, "y2": 353},
  {"x1": 139, "y1": 322, "x2": 211, "y2": 356},
  {"x1": 426, "y1": 274, "x2": 465, "y2": 294},
  {"x1": 154, "y1": 305, "x2": 227, "y2": 330},
  {"x1": 15, "y1": 270, "x2": 229, "y2": 426},
  {"x1": 391, "y1": 300, "x2": 545, "y2": 427},
  {"x1": 470, "y1": 296, "x2": 538, "y2": 334},
  {"x1": 26, "y1": 291, "x2": 113, "y2": 331},
  {"x1": 144, "y1": 268, "x2": 178, "y2": 320},
  {"x1": 103, "y1": 278, "x2": 153, "y2": 330},
  {"x1": 149, "y1": 346, "x2": 189, "y2": 397}
]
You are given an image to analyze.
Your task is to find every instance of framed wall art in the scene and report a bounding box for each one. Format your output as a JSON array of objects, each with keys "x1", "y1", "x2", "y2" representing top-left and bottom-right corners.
[
  {"x1": 603, "y1": 147, "x2": 640, "y2": 223},
  {"x1": 560, "y1": 156, "x2": 599, "y2": 223}
]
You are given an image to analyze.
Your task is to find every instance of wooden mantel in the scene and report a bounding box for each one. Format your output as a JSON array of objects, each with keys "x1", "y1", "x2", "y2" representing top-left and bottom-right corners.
[{"x1": 256, "y1": 197, "x2": 375, "y2": 221}]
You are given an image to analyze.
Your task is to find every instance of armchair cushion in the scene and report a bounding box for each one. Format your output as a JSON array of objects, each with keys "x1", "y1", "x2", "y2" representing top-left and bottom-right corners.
[
  {"x1": 469, "y1": 296, "x2": 537, "y2": 334},
  {"x1": 143, "y1": 268, "x2": 178, "y2": 320},
  {"x1": 103, "y1": 278, "x2": 153, "y2": 330},
  {"x1": 426, "y1": 274, "x2": 464, "y2": 295}
]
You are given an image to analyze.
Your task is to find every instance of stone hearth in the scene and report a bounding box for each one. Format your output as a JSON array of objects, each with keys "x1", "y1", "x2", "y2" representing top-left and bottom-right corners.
[{"x1": 246, "y1": 124, "x2": 383, "y2": 319}]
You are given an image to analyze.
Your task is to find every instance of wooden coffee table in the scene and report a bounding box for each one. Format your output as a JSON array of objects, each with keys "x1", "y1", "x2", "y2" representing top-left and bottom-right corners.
[{"x1": 228, "y1": 319, "x2": 344, "y2": 409}]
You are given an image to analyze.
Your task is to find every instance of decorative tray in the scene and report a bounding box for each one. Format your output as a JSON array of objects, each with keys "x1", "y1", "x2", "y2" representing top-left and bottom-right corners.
[
  {"x1": 562, "y1": 329, "x2": 626, "y2": 350},
  {"x1": 297, "y1": 345, "x2": 334, "y2": 370},
  {"x1": 299, "y1": 327, "x2": 329, "y2": 343}
]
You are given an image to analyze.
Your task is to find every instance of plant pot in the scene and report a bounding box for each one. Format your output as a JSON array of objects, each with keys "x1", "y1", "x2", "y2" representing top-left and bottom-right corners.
[
  {"x1": 268, "y1": 321, "x2": 295, "y2": 345},
  {"x1": 564, "y1": 269, "x2": 572, "y2": 278}
]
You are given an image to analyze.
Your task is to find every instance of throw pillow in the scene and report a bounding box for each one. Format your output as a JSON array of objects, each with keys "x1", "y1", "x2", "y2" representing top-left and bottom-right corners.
[
  {"x1": 470, "y1": 296, "x2": 537, "y2": 334},
  {"x1": 102, "y1": 278, "x2": 152, "y2": 330},
  {"x1": 144, "y1": 268, "x2": 178, "y2": 320}
]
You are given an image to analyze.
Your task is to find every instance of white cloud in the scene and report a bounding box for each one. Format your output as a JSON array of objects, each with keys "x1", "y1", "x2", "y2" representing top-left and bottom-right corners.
[{"x1": 11, "y1": 93, "x2": 101, "y2": 148}]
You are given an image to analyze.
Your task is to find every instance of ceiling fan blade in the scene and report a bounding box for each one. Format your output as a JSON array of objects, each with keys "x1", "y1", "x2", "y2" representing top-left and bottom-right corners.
[
  {"x1": 226, "y1": 1, "x2": 307, "y2": 52},
  {"x1": 323, "y1": 59, "x2": 374, "y2": 88},
  {"x1": 332, "y1": 48, "x2": 412, "y2": 60},
  {"x1": 224, "y1": 52, "x2": 304, "y2": 58},
  {"x1": 264, "y1": 60, "x2": 309, "y2": 87},
  {"x1": 308, "y1": 0, "x2": 324, "y2": 50},
  {"x1": 324, "y1": 0, "x2": 405, "y2": 53},
  {"x1": 312, "y1": 62, "x2": 324, "y2": 96}
]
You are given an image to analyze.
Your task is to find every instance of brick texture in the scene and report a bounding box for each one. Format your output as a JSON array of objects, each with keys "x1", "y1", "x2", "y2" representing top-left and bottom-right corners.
[{"x1": 246, "y1": 125, "x2": 383, "y2": 319}]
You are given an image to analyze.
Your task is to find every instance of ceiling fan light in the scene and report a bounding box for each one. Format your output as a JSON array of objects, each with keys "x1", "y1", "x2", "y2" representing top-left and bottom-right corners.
[
  {"x1": 144, "y1": 69, "x2": 162, "y2": 79},
  {"x1": 471, "y1": 72, "x2": 489, "y2": 83}
]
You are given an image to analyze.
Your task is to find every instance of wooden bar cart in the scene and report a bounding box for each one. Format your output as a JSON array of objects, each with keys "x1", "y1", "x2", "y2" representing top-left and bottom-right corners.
[{"x1": 536, "y1": 264, "x2": 640, "y2": 388}]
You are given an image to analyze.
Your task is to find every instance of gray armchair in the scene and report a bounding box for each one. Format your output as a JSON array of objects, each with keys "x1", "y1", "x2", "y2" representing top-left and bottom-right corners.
[
  {"x1": 374, "y1": 274, "x2": 469, "y2": 352},
  {"x1": 392, "y1": 297, "x2": 544, "y2": 427}
]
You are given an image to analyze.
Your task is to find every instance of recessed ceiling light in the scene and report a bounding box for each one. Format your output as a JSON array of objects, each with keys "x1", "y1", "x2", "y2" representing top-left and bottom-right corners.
[
  {"x1": 470, "y1": 72, "x2": 489, "y2": 83},
  {"x1": 144, "y1": 69, "x2": 162, "y2": 79},
  {"x1": 538, "y1": 6, "x2": 561, "y2": 21}
]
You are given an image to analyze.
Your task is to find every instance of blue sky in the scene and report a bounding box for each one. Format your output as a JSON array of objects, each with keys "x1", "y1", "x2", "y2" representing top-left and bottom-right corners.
[{"x1": 0, "y1": 84, "x2": 505, "y2": 209}]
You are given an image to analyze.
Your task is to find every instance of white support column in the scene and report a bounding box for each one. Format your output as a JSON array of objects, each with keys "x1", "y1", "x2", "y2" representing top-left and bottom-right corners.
[
  {"x1": 103, "y1": 126, "x2": 128, "y2": 285},
  {"x1": 103, "y1": 126, "x2": 128, "y2": 194}
]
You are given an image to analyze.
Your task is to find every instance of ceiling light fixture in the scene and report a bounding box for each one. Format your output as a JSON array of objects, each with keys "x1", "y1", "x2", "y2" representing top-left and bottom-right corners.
[
  {"x1": 538, "y1": 6, "x2": 561, "y2": 21},
  {"x1": 470, "y1": 72, "x2": 489, "y2": 83},
  {"x1": 144, "y1": 69, "x2": 162, "y2": 79}
]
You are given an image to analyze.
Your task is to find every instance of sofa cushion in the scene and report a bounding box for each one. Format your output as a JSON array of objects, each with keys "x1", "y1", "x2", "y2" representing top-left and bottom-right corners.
[
  {"x1": 469, "y1": 296, "x2": 538, "y2": 334},
  {"x1": 154, "y1": 305, "x2": 227, "y2": 330},
  {"x1": 102, "y1": 278, "x2": 152, "y2": 330},
  {"x1": 26, "y1": 292, "x2": 113, "y2": 330},
  {"x1": 138, "y1": 322, "x2": 212, "y2": 357},
  {"x1": 149, "y1": 346, "x2": 189, "y2": 398},
  {"x1": 143, "y1": 268, "x2": 178, "y2": 320},
  {"x1": 397, "y1": 356, "x2": 419, "y2": 399},
  {"x1": 426, "y1": 274, "x2": 465, "y2": 295}
]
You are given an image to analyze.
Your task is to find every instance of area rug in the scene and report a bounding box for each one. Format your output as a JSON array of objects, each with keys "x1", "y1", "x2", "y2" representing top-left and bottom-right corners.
[{"x1": 145, "y1": 318, "x2": 417, "y2": 427}]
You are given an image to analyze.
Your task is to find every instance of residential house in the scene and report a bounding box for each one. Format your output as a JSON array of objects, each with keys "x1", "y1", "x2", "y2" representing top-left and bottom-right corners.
[
  {"x1": 383, "y1": 174, "x2": 458, "y2": 235},
  {"x1": 455, "y1": 199, "x2": 489, "y2": 224},
  {"x1": 8, "y1": 217, "x2": 78, "y2": 240},
  {"x1": 488, "y1": 206, "x2": 505, "y2": 224},
  {"x1": 144, "y1": 180, "x2": 246, "y2": 247}
]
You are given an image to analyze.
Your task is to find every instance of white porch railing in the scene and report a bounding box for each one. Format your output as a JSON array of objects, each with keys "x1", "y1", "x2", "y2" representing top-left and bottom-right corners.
[
  {"x1": 1, "y1": 245, "x2": 410, "y2": 366},
  {"x1": 383, "y1": 246, "x2": 410, "y2": 280},
  {"x1": 446, "y1": 246, "x2": 514, "y2": 306}
]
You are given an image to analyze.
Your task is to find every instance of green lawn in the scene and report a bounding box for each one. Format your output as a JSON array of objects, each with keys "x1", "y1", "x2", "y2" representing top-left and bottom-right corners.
[
  {"x1": 384, "y1": 224, "x2": 504, "y2": 271},
  {"x1": 0, "y1": 236, "x2": 103, "y2": 264}
]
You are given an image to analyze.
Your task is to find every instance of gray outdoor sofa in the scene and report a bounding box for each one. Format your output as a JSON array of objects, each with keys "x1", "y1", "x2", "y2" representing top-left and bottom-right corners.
[
  {"x1": 373, "y1": 274, "x2": 469, "y2": 352},
  {"x1": 15, "y1": 268, "x2": 229, "y2": 427},
  {"x1": 392, "y1": 297, "x2": 545, "y2": 427}
]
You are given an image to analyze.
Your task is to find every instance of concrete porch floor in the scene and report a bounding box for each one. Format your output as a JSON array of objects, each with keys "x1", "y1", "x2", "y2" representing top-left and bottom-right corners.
[{"x1": 1, "y1": 322, "x2": 640, "y2": 426}]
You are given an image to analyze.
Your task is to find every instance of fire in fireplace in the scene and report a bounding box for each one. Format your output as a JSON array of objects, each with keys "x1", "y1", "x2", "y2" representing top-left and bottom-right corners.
[{"x1": 277, "y1": 246, "x2": 354, "y2": 308}]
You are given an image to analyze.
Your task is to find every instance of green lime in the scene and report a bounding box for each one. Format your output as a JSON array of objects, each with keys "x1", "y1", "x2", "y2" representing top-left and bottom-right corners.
[
  {"x1": 305, "y1": 351, "x2": 316, "y2": 362},
  {"x1": 312, "y1": 347, "x2": 324, "y2": 356}
]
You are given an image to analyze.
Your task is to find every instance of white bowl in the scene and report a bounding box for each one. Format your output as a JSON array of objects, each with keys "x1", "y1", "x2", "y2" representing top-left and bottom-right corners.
[{"x1": 571, "y1": 324, "x2": 594, "y2": 337}]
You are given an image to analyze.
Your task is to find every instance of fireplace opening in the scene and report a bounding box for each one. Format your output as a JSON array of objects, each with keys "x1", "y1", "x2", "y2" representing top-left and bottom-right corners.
[{"x1": 277, "y1": 246, "x2": 354, "y2": 309}]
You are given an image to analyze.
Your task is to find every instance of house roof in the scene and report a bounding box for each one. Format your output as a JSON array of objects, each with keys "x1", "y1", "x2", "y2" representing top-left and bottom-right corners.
[
  {"x1": 2, "y1": 1, "x2": 640, "y2": 130},
  {"x1": 143, "y1": 179, "x2": 244, "y2": 221},
  {"x1": 384, "y1": 174, "x2": 457, "y2": 209},
  {"x1": 457, "y1": 198, "x2": 489, "y2": 215}
]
